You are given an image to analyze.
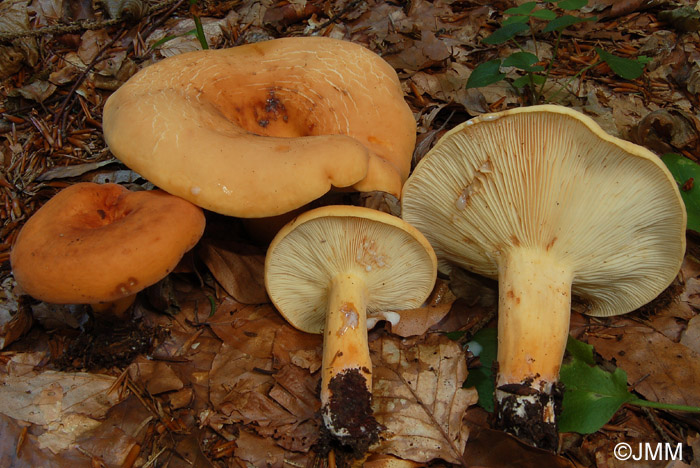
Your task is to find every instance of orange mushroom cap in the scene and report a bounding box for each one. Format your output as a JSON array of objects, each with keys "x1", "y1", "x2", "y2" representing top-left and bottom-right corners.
[
  {"x1": 10, "y1": 183, "x2": 205, "y2": 305},
  {"x1": 102, "y1": 37, "x2": 417, "y2": 218}
]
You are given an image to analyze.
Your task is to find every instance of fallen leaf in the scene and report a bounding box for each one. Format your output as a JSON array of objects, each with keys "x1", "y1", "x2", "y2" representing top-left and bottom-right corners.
[
  {"x1": 9, "y1": 80, "x2": 57, "y2": 103},
  {"x1": 234, "y1": 428, "x2": 311, "y2": 468},
  {"x1": 128, "y1": 357, "x2": 184, "y2": 395},
  {"x1": 681, "y1": 315, "x2": 700, "y2": 354},
  {"x1": 0, "y1": 280, "x2": 32, "y2": 350},
  {"x1": 390, "y1": 280, "x2": 456, "y2": 337},
  {"x1": 198, "y1": 240, "x2": 268, "y2": 304},
  {"x1": 207, "y1": 302, "x2": 321, "y2": 453},
  {"x1": 385, "y1": 30, "x2": 451, "y2": 72},
  {"x1": 588, "y1": 318, "x2": 700, "y2": 408},
  {"x1": 0, "y1": 413, "x2": 94, "y2": 468},
  {"x1": 635, "y1": 110, "x2": 700, "y2": 155},
  {"x1": 371, "y1": 333, "x2": 478, "y2": 465},
  {"x1": 0, "y1": 368, "x2": 123, "y2": 455},
  {"x1": 77, "y1": 29, "x2": 111, "y2": 65},
  {"x1": 74, "y1": 396, "x2": 153, "y2": 467},
  {"x1": 464, "y1": 425, "x2": 577, "y2": 468},
  {"x1": 0, "y1": 0, "x2": 39, "y2": 78},
  {"x1": 37, "y1": 160, "x2": 117, "y2": 181}
]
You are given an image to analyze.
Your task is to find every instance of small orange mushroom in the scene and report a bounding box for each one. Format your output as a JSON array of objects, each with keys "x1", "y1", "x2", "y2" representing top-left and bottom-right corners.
[
  {"x1": 11, "y1": 183, "x2": 205, "y2": 317},
  {"x1": 265, "y1": 206, "x2": 437, "y2": 452}
]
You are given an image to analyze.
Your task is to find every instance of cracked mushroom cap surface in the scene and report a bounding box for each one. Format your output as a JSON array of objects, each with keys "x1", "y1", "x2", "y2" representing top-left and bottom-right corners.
[
  {"x1": 102, "y1": 37, "x2": 416, "y2": 218},
  {"x1": 265, "y1": 206, "x2": 438, "y2": 333},
  {"x1": 10, "y1": 183, "x2": 205, "y2": 304},
  {"x1": 401, "y1": 104, "x2": 686, "y2": 317}
]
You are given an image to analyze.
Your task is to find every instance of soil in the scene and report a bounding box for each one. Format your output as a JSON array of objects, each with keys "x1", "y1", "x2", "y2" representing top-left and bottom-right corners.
[
  {"x1": 318, "y1": 368, "x2": 382, "y2": 464},
  {"x1": 493, "y1": 379, "x2": 564, "y2": 452},
  {"x1": 54, "y1": 312, "x2": 165, "y2": 371}
]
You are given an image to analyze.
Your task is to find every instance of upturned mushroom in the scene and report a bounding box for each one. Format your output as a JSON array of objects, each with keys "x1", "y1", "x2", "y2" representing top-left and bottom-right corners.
[
  {"x1": 102, "y1": 37, "x2": 416, "y2": 220},
  {"x1": 11, "y1": 183, "x2": 205, "y2": 317},
  {"x1": 401, "y1": 105, "x2": 686, "y2": 449},
  {"x1": 265, "y1": 205, "x2": 437, "y2": 452}
]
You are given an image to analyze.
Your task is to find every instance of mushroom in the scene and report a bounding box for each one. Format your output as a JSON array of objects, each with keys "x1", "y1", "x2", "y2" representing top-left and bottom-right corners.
[
  {"x1": 11, "y1": 183, "x2": 206, "y2": 317},
  {"x1": 264, "y1": 205, "x2": 437, "y2": 452},
  {"x1": 102, "y1": 37, "x2": 416, "y2": 220},
  {"x1": 401, "y1": 105, "x2": 686, "y2": 449}
]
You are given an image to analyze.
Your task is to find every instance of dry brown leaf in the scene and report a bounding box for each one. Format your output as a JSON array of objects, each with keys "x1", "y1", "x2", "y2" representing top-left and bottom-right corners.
[
  {"x1": 0, "y1": 280, "x2": 32, "y2": 350},
  {"x1": 386, "y1": 30, "x2": 451, "y2": 72},
  {"x1": 464, "y1": 426, "x2": 577, "y2": 468},
  {"x1": 0, "y1": 0, "x2": 39, "y2": 78},
  {"x1": 207, "y1": 302, "x2": 321, "y2": 452},
  {"x1": 29, "y1": 0, "x2": 64, "y2": 24},
  {"x1": 370, "y1": 333, "x2": 477, "y2": 465},
  {"x1": 409, "y1": 62, "x2": 489, "y2": 115},
  {"x1": 681, "y1": 315, "x2": 700, "y2": 354},
  {"x1": 391, "y1": 280, "x2": 456, "y2": 337},
  {"x1": 77, "y1": 29, "x2": 110, "y2": 64},
  {"x1": 74, "y1": 396, "x2": 152, "y2": 467},
  {"x1": 0, "y1": 413, "x2": 94, "y2": 468},
  {"x1": 633, "y1": 109, "x2": 700, "y2": 155},
  {"x1": 0, "y1": 305, "x2": 32, "y2": 350},
  {"x1": 389, "y1": 303, "x2": 453, "y2": 337},
  {"x1": 199, "y1": 240, "x2": 268, "y2": 304},
  {"x1": 0, "y1": 369, "x2": 120, "y2": 425},
  {"x1": 0, "y1": 368, "x2": 123, "y2": 454},
  {"x1": 234, "y1": 428, "x2": 312, "y2": 468},
  {"x1": 9, "y1": 80, "x2": 57, "y2": 102},
  {"x1": 36, "y1": 160, "x2": 116, "y2": 181},
  {"x1": 589, "y1": 318, "x2": 700, "y2": 407},
  {"x1": 128, "y1": 357, "x2": 184, "y2": 395}
]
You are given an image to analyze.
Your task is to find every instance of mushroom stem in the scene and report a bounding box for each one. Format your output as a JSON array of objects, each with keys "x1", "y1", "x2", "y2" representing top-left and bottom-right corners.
[
  {"x1": 494, "y1": 247, "x2": 573, "y2": 450},
  {"x1": 321, "y1": 273, "x2": 379, "y2": 445},
  {"x1": 90, "y1": 294, "x2": 137, "y2": 319}
]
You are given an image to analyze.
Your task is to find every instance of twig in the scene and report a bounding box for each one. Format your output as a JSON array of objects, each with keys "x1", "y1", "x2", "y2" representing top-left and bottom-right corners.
[
  {"x1": 0, "y1": 19, "x2": 122, "y2": 42},
  {"x1": 640, "y1": 406, "x2": 674, "y2": 444},
  {"x1": 0, "y1": 0, "x2": 181, "y2": 43},
  {"x1": 53, "y1": 0, "x2": 187, "y2": 137},
  {"x1": 54, "y1": 27, "x2": 126, "y2": 136}
]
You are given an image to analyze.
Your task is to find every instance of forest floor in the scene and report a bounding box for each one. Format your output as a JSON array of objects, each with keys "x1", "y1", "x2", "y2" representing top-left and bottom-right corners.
[{"x1": 1, "y1": 0, "x2": 700, "y2": 467}]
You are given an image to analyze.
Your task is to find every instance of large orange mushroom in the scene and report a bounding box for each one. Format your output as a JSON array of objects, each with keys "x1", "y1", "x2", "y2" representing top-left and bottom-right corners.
[{"x1": 102, "y1": 37, "x2": 416, "y2": 222}]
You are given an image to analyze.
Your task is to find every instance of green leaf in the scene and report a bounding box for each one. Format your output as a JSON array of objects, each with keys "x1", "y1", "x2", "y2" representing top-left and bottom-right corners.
[
  {"x1": 466, "y1": 60, "x2": 506, "y2": 88},
  {"x1": 512, "y1": 74, "x2": 546, "y2": 88},
  {"x1": 502, "y1": 15, "x2": 530, "y2": 25},
  {"x1": 557, "y1": 0, "x2": 588, "y2": 10},
  {"x1": 505, "y1": 2, "x2": 537, "y2": 15},
  {"x1": 445, "y1": 330, "x2": 466, "y2": 341},
  {"x1": 595, "y1": 48, "x2": 646, "y2": 80},
  {"x1": 565, "y1": 336, "x2": 595, "y2": 365},
  {"x1": 542, "y1": 14, "x2": 595, "y2": 32},
  {"x1": 662, "y1": 153, "x2": 699, "y2": 232},
  {"x1": 559, "y1": 355, "x2": 636, "y2": 433},
  {"x1": 531, "y1": 9, "x2": 557, "y2": 20},
  {"x1": 464, "y1": 328, "x2": 498, "y2": 412},
  {"x1": 503, "y1": 52, "x2": 545, "y2": 72},
  {"x1": 483, "y1": 22, "x2": 530, "y2": 45}
]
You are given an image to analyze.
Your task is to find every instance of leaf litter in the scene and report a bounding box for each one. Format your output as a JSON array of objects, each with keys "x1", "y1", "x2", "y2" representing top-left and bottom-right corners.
[{"x1": 1, "y1": 0, "x2": 700, "y2": 466}]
